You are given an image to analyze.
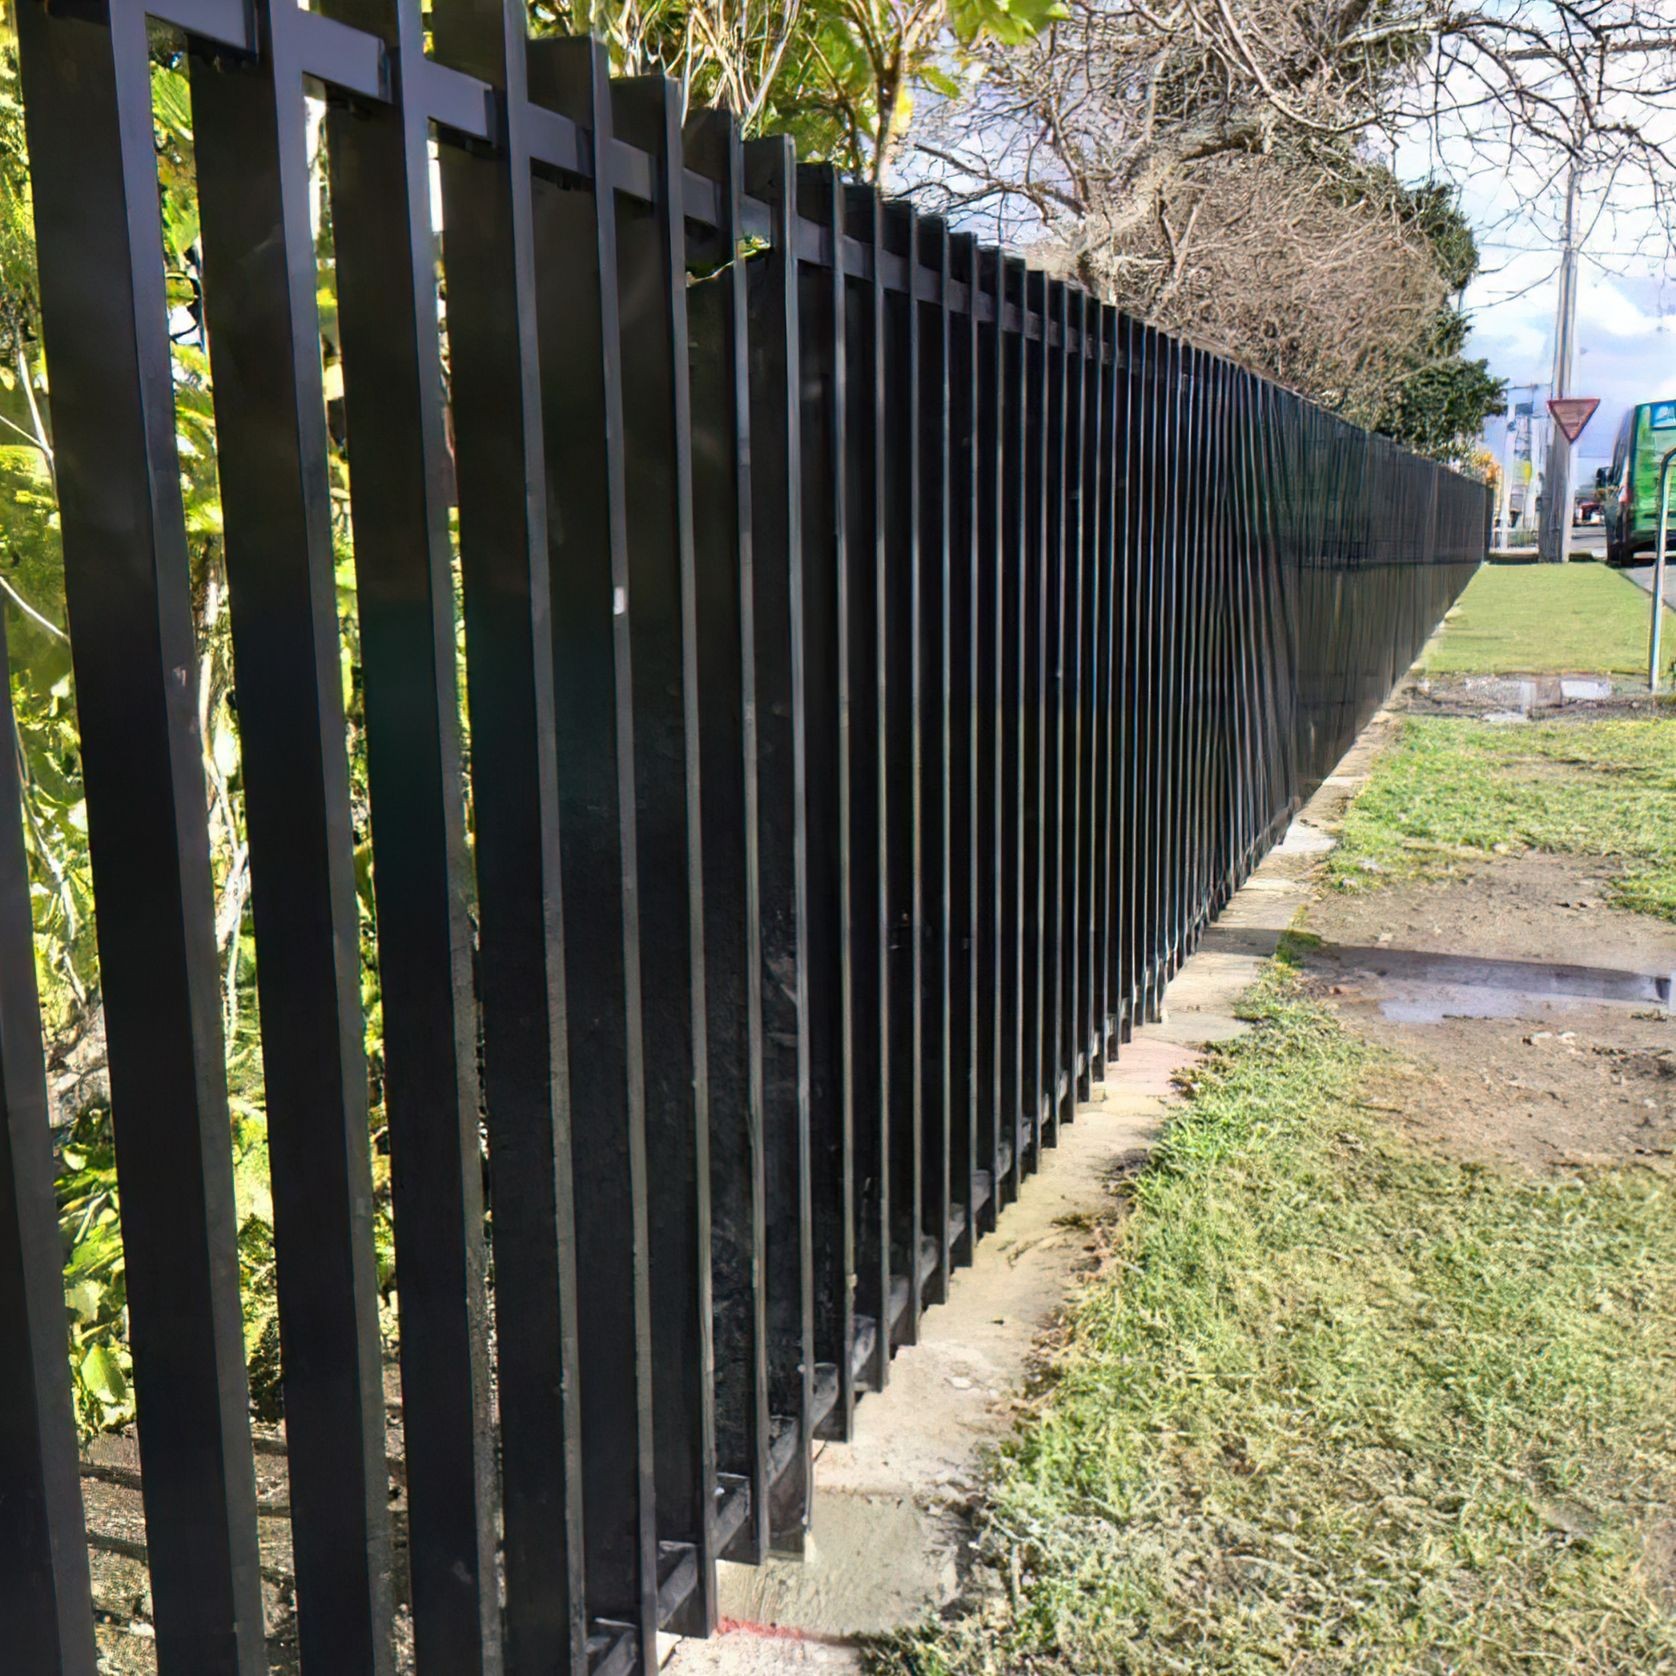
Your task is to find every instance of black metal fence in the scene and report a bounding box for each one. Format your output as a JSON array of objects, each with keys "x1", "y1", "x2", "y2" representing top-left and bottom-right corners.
[{"x1": 4, "y1": 3, "x2": 1487, "y2": 1672}]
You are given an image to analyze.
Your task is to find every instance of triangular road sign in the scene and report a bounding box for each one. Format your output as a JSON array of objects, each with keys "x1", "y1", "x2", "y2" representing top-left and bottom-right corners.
[{"x1": 1546, "y1": 396, "x2": 1600, "y2": 443}]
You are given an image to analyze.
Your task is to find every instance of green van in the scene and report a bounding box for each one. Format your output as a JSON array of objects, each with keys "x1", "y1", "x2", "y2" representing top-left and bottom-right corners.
[{"x1": 1599, "y1": 399, "x2": 1676, "y2": 565}]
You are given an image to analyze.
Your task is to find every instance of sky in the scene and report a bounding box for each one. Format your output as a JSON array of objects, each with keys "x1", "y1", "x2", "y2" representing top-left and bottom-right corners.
[
  {"x1": 1389, "y1": 12, "x2": 1676, "y2": 479},
  {"x1": 1464, "y1": 220, "x2": 1676, "y2": 477}
]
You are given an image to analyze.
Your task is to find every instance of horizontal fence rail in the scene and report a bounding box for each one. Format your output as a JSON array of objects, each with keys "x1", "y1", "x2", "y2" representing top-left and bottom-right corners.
[{"x1": 5, "y1": 2, "x2": 1488, "y2": 1671}]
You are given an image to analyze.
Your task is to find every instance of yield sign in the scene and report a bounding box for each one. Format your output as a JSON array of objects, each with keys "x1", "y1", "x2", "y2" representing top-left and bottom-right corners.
[{"x1": 1546, "y1": 396, "x2": 1600, "y2": 443}]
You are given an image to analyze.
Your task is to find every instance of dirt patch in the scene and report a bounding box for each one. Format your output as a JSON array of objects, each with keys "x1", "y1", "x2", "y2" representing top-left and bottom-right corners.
[
  {"x1": 81, "y1": 1376, "x2": 415, "y2": 1674},
  {"x1": 1399, "y1": 672, "x2": 1676, "y2": 722},
  {"x1": 1309, "y1": 851, "x2": 1675, "y2": 971},
  {"x1": 83, "y1": 1423, "x2": 311, "y2": 1674},
  {"x1": 1302, "y1": 853, "x2": 1676, "y2": 1172},
  {"x1": 1647, "y1": 1519, "x2": 1676, "y2": 1613}
]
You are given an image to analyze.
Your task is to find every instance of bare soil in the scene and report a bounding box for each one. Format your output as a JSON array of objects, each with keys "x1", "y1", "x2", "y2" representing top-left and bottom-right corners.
[
  {"x1": 83, "y1": 1378, "x2": 414, "y2": 1673},
  {"x1": 1301, "y1": 852, "x2": 1676, "y2": 1172},
  {"x1": 1399, "y1": 671, "x2": 1676, "y2": 722}
]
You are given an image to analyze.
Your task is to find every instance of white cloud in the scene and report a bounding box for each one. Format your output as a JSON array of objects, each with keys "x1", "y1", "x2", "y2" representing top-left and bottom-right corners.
[{"x1": 1382, "y1": 6, "x2": 1676, "y2": 460}]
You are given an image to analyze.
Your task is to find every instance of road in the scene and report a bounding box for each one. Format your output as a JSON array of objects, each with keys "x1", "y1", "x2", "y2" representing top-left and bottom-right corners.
[{"x1": 1623, "y1": 558, "x2": 1676, "y2": 609}]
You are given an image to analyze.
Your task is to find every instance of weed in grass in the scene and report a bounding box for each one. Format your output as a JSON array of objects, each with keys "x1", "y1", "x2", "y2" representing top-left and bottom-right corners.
[
  {"x1": 1329, "y1": 716, "x2": 1676, "y2": 920},
  {"x1": 874, "y1": 959, "x2": 1676, "y2": 1676}
]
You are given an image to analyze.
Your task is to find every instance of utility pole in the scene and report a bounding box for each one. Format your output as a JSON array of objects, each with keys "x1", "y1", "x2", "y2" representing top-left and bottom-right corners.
[
  {"x1": 1497, "y1": 383, "x2": 1539, "y2": 544},
  {"x1": 1497, "y1": 398, "x2": 1516, "y2": 540},
  {"x1": 1539, "y1": 157, "x2": 1582, "y2": 562}
]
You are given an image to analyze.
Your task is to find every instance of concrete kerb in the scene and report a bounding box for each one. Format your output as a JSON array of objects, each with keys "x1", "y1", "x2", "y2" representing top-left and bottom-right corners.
[{"x1": 660, "y1": 723, "x2": 1391, "y2": 1673}]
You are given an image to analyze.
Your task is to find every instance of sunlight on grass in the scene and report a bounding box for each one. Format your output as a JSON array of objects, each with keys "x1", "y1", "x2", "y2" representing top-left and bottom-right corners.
[
  {"x1": 1329, "y1": 717, "x2": 1676, "y2": 919},
  {"x1": 1420, "y1": 562, "x2": 1675, "y2": 679},
  {"x1": 875, "y1": 958, "x2": 1676, "y2": 1676}
]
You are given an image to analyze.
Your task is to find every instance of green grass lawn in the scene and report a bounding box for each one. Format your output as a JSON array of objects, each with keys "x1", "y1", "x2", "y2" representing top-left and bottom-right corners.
[
  {"x1": 876, "y1": 957, "x2": 1676, "y2": 1676},
  {"x1": 1421, "y1": 562, "x2": 1675, "y2": 679},
  {"x1": 1329, "y1": 716, "x2": 1676, "y2": 920}
]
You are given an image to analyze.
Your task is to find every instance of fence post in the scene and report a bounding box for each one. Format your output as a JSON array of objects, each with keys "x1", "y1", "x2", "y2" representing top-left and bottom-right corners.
[
  {"x1": 189, "y1": 13, "x2": 398, "y2": 1665},
  {"x1": 429, "y1": 0, "x2": 590, "y2": 1663},
  {"x1": 916, "y1": 216, "x2": 953, "y2": 1305},
  {"x1": 14, "y1": 5, "x2": 268, "y2": 1667},
  {"x1": 948, "y1": 231, "x2": 982, "y2": 1259},
  {"x1": 683, "y1": 103, "x2": 772, "y2": 1572},
  {"x1": 795, "y1": 163, "x2": 856, "y2": 1444},
  {"x1": 741, "y1": 134, "x2": 815, "y2": 1555},
  {"x1": 882, "y1": 199, "x2": 925, "y2": 1346},
  {"x1": 609, "y1": 69, "x2": 718, "y2": 1641},
  {"x1": 839, "y1": 180, "x2": 894, "y2": 1399},
  {"x1": 527, "y1": 33, "x2": 659, "y2": 1665}
]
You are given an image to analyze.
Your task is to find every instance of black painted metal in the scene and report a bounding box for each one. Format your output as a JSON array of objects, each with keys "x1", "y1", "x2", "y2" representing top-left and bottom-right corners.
[
  {"x1": 741, "y1": 134, "x2": 814, "y2": 1560},
  {"x1": 918, "y1": 215, "x2": 952, "y2": 1307},
  {"x1": 433, "y1": 2, "x2": 587, "y2": 1666},
  {"x1": 842, "y1": 180, "x2": 892, "y2": 1398},
  {"x1": 974, "y1": 247, "x2": 1006, "y2": 1225},
  {"x1": 529, "y1": 34, "x2": 658, "y2": 1667},
  {"x1": 948, "y1": 231, "x2": 980, "y2": 1264},
  {"x1": 883, "y1": 200, "x2": 924, "y2": 1347},
  {"x1": 18, "y1": 3, "x2": 270, "y2": 1667},
  {"x1": 190, "y1": 12, "x2": 398, "y2": 1665},
  {"x1": 796, "y1": 162, "x2": 853, "y2": 1444},
  {"x1": 684, "y1": 105, "x2": 771, "y2": 1576},
  {"x1": 7, "y1": 11, "x2": 1487, "y2": 1668},
  {"x1": 0, "y1": 605, "x2": 94, "y2": 1676},
  {"x1": 613, "y1": 70, "x2": 717, "y2": 1642}
]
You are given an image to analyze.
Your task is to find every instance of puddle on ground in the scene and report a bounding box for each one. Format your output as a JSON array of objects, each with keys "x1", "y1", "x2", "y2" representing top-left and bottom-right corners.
[
  {"x1": 1402, "y1": 672, "x2": 1665, "y2": 721},
  {"x1": 1380, "y1": 982, "x2": 1590, "y2": 1023},
  {"x1": 1314, "y1": 945, "x2": 1675, "y2": 1024}
]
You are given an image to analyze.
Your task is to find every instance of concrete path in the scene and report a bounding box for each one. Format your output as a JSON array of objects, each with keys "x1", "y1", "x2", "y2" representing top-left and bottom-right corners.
[{"x1": 660, "y1": 725, "x2": 1390, "y2": 1673}]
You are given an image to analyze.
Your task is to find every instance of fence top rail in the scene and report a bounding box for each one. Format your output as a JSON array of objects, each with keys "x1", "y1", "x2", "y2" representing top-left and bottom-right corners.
[{"x1": 45, "y1": 0, "x2": 1484, "y2": 486}]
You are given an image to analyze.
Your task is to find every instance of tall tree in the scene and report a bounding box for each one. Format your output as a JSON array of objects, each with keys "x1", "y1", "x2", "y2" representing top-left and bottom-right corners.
[{"x1": 908, "y1": 0, "x2": 1676, "y2": 458}]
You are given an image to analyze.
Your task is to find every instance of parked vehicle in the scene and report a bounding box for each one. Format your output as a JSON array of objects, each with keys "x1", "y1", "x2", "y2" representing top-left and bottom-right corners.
[{"x1": 1598, "y1": 400, "x2": 1676, "y2": 564}]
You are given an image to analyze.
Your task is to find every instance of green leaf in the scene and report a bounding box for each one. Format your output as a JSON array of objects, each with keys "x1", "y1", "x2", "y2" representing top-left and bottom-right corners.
[
  {"x1": 233, "y1": 1153, "x2": 273, "y2": 1230},
  {"x1": 79, "y1": 1342, "x2": 127, "y2": 1405},
  {"x1": 919, "y1": 65, "x2": 963, "y2": 100},
  {"x1": 212, "y1": 717, "x2": 239, "y2": 780},
  {"x1": 149, "y1": 65, "x2": 194, "y2": 147},
  {"x1": 65, "y1": 1279, "x2": 103, "y2": 1324}
]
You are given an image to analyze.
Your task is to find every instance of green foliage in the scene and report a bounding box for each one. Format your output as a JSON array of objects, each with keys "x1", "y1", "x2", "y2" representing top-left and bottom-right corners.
[
  {"x1": 0, "y1": 22, "x2": 403, "y2": 1431},
  {"x1": 56, "y1": 1106, "x2": 131, "y2": 1434},
  {"x1": 55, "y1": 1102, "x2": 279, "y2": 1436},
  {"x1": 1378, "y1": 181, "x2": 1505, "y2": 465},
  {"x1": 770, "y1": 0, "x2": 1066, "y2": 177},
  {"x1": 529, "y1": 0, "x2": 1062, "y2": 177},
  {"x1": 0, "y1": 0, "x2": 1052, "y2": 1438},
  {"x1": 1331, "y1": 715, "x2": 1676, "y2": 920},
  {"x1": 1378, "y1": 309, "x2": 1504, "y2": 466},
  {"x1": 0, "y1": 38, "x2": 35, "y2": 362},
  {"x1": 1397, "y1": 178, "x2": 1480, "y2": 293},
  {"x1": 879, "y1": 978, "x2": 1676, "y2": 1674},
  {"x1": 1320, "y1": 173, "x2": 1504, "y2": 465}
]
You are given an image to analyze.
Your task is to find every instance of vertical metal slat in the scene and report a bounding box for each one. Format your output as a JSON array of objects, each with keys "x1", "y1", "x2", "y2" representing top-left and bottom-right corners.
[
  {"x1": 740, "y1": 135, "x2": 814, "y2": 1554},
  {"x1": 612, "y1": 71, "x2": 716, "y2": 1641},
  {"x1": 15, "y1": 6, "x2": 268, "y2": 1668},
  {"x1": 527, "y1": 34, "x2": 658, "y2": 1660},
  {"x1": 683, "y1": 104, "x2": 771, "y2": 1572}
]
